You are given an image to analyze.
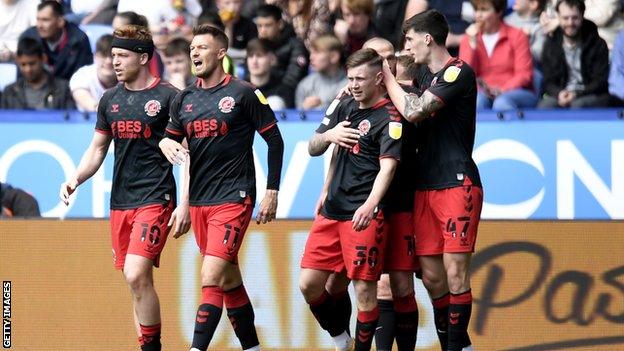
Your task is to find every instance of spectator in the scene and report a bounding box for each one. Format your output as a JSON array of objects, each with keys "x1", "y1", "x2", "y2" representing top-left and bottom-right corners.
[
  {"x1": 246, "y1": 38, "x2": 292, "y2": 110},
  {"x1": 117, "y1": 0, "x2": 202, "y2": 30},
  {"x1": 216, "y1": 0, "x2": 257, "y2": 52},
  {"x1": 538, "y1": 0, "x2": 610, "y2": 108},
  {"x1": 609, "y1": 31, "x2": 624, "y2": 102},
  {"x1": 0, "y1": 182, "x2": 41, "y2": 218},
  {"x1": 0, "y1": 0, "x2": 38, "y2": 62},
  {"x1": 69, "y1": 34, "x2": 116, "y2": 112},
  {"x1": 373, "y1": 0, "x2": 427, "y2": 48},
  {"x1": 584, "y1": 0, "x2": 624, "y2": 49},
  {"x1": 460, "y1": 0, "x2": 536, "y2": 110},
  {"x1": 255, "y1": 4, "x2": 309, "y2": 93},
  {"x1": 69, "y1": 0, "x2": 117, "y2": 25},
  {"x1": 19, "y1": 0, "x2": 93, "y2": 80},
  {"x1": 162, "y1": 37, "x2": 194, "y2": 89},
  {"x1": 286, "y1": 0, "x2": 332, "y2": 50},
  {"x1": 427, "y1": 0, "x2": 472, "y2": 56},
  {"x1": 505, "y1": 0, "x2": 547, "y2": 65},
  {"x1": 334, "y1": 0, "x2": 378, "y2": 55},
  {"x1": 295, "y1": 34, "x2": 347, "y2": 110},
  {"x1": 1, "y1": 37, "x2": 74, "y2": 109}
]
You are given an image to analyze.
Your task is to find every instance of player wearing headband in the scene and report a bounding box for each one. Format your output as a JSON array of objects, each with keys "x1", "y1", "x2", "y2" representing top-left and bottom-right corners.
[{"x1": 59, "y1": 25, "x2": 188, "y2": 351}]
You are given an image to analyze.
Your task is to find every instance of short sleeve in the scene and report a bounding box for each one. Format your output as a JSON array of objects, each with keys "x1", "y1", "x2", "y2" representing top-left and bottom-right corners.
[
  {"x1": 377, "y1": 118, "x2": 402, "y2": 161},
  {"x1": 69, "y1": 65, "x2": 90, "y2": 92},
  {"x1": 95, "y1": 90, "x2": 112, "y2": 134},
  {"x1": 243, "y1": 86, "x2": 278, "y2": 134},
  {"x1": 165, "y1": 91, "x2": 185, "y2": 142},
  {"x1": 426, "y1": 62, "x2": 475, "y2": 104},
  {"x1": 315, "y1": 98, "x2": 346, "y2": 134}
]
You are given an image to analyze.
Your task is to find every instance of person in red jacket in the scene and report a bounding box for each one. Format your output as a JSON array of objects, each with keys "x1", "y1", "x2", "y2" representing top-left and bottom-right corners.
[{"x1": 459, "y1": 0, "x2": 537, "y2": 110}]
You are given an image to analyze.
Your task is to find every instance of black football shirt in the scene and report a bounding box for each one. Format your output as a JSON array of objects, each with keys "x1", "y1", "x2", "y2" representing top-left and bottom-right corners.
[
  {"x1": 412, "y1": 57, "x2": 482, "y2": 189},
  {"x1": 95, "y1": 79, "x2": 178, "y2": 209},
  {"x1": 165, "y1": 75, "x2": 278, "y2": 206},
  {"x1": 316, "y1": 97, "x2": 403, "y2": 220}
]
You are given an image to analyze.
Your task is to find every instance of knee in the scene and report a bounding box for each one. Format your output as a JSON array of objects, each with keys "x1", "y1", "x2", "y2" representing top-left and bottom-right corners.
[
  {"x1": 123, "y1": 266, "x2": 151, "y2": 293},
  {"x1": 421, "y1": 270, "x2": 446, "y2": 295},
  {"x1": 353, "y1": 281, "x2": 377, "y2": 309},
  {"x1": 446, "y1": 265, "x2": 469, "y2": 293},
  {"x1": 492, "y1": 96, "x2": 516, "y2": 111},
  {"x1": 299, "y1": 276, "x2": 324, "y2": 303},
  {"x1": 389, "y1": 272, "x2": 414, "y2": 297}
]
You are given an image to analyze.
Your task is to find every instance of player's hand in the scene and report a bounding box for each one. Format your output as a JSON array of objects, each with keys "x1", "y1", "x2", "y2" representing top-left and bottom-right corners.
[
  {"x1": 59, "y1": 179, "x2": 79, "y2": 206},
  {"x1": 382, "y1": 59, "x2": 393, "y2": 79},
  {"x1": 352, "y1": 201, "x2": 377, "y2": 231},
  {"x1": 256, "y1": 189, "x2": 278, "y2": 224},
  {"x1": 326, "y1": 121, "x2": 360, "y2": 148},
  {"x1": 335, "y1": 84, "x2": 351, "y2": 100},
  {"x1": 168, "y1": 202, "x2": 191, "y2": 238},
  {"x1": 159, "y1": 138, "x2": 188, "y2": 165},
  {"x1": 314, "y1": 191, "x2": 327, "y2": 216}
]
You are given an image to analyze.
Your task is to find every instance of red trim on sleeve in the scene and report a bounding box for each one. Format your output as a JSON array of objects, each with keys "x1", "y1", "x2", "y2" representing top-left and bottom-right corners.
[
  {"x1": 371, "y1": 98, "x2": 391, "y2": 110},
  {"x1": 258, "y1": 121, "x2": 277, "y2": 134},
  {"x1": 379, "y1": 154, "x2": 400, "y2": 161},
  {"x1": 95, "y1": 128, "x2": 111, "y2": 135},
  {"x1": 165, "y1": 128, "x2": 183, "y2": 136}
]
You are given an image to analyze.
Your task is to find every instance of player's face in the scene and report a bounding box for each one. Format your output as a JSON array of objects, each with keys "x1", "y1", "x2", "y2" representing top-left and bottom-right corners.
[
  {"x1": 557, "y1": 3, "x2": 583, "y2": 38},
  {"x1": 111, "y1": 47, "x2": 145, "y2": 82},
  {"x1": 247, "y1": 51, "x2": 272, "y2": 76},
  {"x1": 256, "y1": 17, "x2": 281, "y2": 41},
  {"x1": 164, "y1": 53, "x2": 191, "y2": 75},
  {"x1": 190, "y1": 34, "x2": 226, "y2": 78},
  {"x1": 36, "y1": 6, "x2": 64, "y2": 40},
  {"x1": 341, "y1": 6, "x2": 369, "y2": 36},
  {"x1": 347, "y1": 64, "x2": 382, "y2": 103},
  {"x1": 474, "y1": 1, "x2": 501, "y2": 33},
  {"x1": 404, "y1": 29, "x2": 430, "y2": 64},
  {"x1": 16, "y1": 54, "x2": 45, "y2": 83}
]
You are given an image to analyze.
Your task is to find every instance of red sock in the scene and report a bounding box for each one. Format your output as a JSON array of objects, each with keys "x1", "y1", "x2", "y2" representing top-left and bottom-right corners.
[{"x1": 139, "y1": 323, "x2": 161, "y2": 351}]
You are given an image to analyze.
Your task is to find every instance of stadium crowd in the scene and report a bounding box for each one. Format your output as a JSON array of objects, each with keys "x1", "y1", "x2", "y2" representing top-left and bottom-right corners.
[{"x1": 0, "y1": 0, "x2": 623, "y2": 112}]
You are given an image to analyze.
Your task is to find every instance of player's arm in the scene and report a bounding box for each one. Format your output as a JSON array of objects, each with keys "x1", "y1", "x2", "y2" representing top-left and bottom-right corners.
[
  {"x1": 308, "y1": 121, "x2": 360, "y2": 156},
  {"x1": 59, "y1": 132, "x2": 112, "y2": 205},
  {"x1": 383, "y1": 60, "x2": 444, "y2": 123},
  {"x1": 169, "y1": 139, "x2": 192, "y2": 238},
  {"x1": 256, "y1": 124, "x2": 285, "y2": 224},
  {"x1": 352, "y1": 157, "x2": 398, "y2": 231},
  {"x1": 314, "y1": 145, "x2": 338, "y2": 215}
]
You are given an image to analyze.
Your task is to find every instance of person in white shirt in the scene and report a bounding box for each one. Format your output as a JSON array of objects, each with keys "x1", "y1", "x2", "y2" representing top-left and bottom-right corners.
[
  {"x1": 69, "y1": 34, "x2": 116, "y2": 111},
  {"x1": 0, "y1": 0, "x2": 38, "y2": 62}
]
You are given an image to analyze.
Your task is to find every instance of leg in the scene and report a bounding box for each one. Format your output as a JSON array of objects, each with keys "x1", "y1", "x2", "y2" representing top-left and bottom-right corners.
[
  {"x1": 326, "y1": 271, "x2": 353, "y2": 336},
  {"x1": 444, "y1": 253, "x2": 473, "y2": 351},
  {"x1": 419, "y1": 255, "x2": 450, "y2": 351},
  {"x1": 476, "y1": 92, "x2": 493, "y2": 110},
  {"x1": 374, "y1": 274, "x2": 395, "y2": 351},
  {"x1": 388, "y1": 271, "x2": 418, "y2": 351},
  {"x1": 353, "y1": 279, "x2": 379, "y2": 351},
  {"x1": 124, "y1": 254, "x2": 161, "y2": 351},
  {"x1": 492, "y1": 89, "x2": 538, "y2": 110},
  {"x1": 570, "y1": 94, "x2": 610, "y2": 108},
  {"x1": 537, "y1": 95, "x2": 560, "y2": 108}
]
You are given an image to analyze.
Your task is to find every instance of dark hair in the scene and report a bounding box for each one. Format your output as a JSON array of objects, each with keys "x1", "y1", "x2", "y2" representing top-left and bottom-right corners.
[
  {"x1": 246, "y1": 38, "x2": 275, "y2": 56},
  {"x1": 471, "y1": 0, "x2": 507, "y2": 15},
  {"x1": 346, "y1": 48, "x2": 382, "y2": 70},
  {"x1": 16, "y1": 37, "x2": 44, "y2": 57},
  {"x1": 535, "y1": 0, "x2": 548, "y2": 14},
  {"x1": 37, "y1": 0, "x2": 64, "y2": 16},
  {"x1": 192, "y1": 24, "x2": 229, "y2": 50},
  {"x1": 164, "y1": 37, "x2": 191, "y2": 57},
  {"x1": 396, "y1": 55, "x2": 419, "y2": 80},
  {"x1": 95, "y1": 34, "x2": 113, "y2": 55},
  {"x1": 115, "y1": 11, "x2": 149, "y2": 27},
  {"x1": 113, "y1": 25, "x2": 153, "y2": 42},
  {"x1": 402, "y1": 9, "x2": 449, "y2": 46},
  {"x1": 256, "y1": 4, "x2": 282, "y2": 21},
  {"x1": 197, "y1": 10, "x2": 225, "y2": 30},
  {"x1": 556, "y1": 0, "x2": 585, "y2": 15}
]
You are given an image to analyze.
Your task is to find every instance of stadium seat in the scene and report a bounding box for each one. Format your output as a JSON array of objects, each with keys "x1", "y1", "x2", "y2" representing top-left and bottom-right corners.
[
  {"x1": 80, "y1": 24, "x2": 114, "y2": 53},
  {"x1": 0, "y1": 63, "x2": 17, "y2": 91}
]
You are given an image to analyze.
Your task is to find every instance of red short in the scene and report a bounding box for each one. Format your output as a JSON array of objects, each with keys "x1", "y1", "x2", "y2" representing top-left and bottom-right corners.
[
  {"x1": 110, "y1": 202, "x2": 174, "y2": 270},
  {"x1": 413, "y1": 178, "x2": 483, "y2": 255},
  {"x1": 190, "y1": 200, "x2": 253, "y2": 264},
  {"x1": 301, "y1": 213, "x2": 387, "y2": 281},
  {"x1": 384, "y1": 212, "x2": 420, "y2": 271}
]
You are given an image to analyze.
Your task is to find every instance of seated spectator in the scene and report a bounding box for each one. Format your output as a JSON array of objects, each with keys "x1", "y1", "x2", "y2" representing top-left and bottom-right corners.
[
  {"x1": 505, "y1": 0, "x2": 547, "y2": 65},
  {"x1": 296, "y1": 34, "x2": 347, "y2": 110},
  {"x1": 246, "y1": 38, "x2": 292, "y2": 110},
  {"x1": 1, "y1": 37, "x2": 74, "y2": 109},
  {"x1": 334, "y1": 0, "x2": 378, "y2": 55},
  {"x1": 609, "y1": 31, "x2": 624, "y2": 103},
  {"x1": 255, "y1": 4, "x2": 309, "y2": 93},
  {"x1": 216, "y1": 0, "x2": 257, "y2": 52},
  {"x1": 0, "y1": 182, "x2": 41, "y2": 218},
  {"x1": 427, "y1": 0, "x2": 471, "y2": 56},
  {"x1": 69, "y1": 34, "x2": 116, "y2": 112},
  {"x1": 163, "y1": 37, "x2": 194, "y2": 89},
  {"x1": 460, "y1": 0, "x2": 536, "y2": 110},
  {"x1": 19, "y1": 1, "x2": 93, "y2": 80},
  {"x1": 0, "y1": 0, "x2": 38, "y2": 62},
  {"x1": 584, "y1": 0, "x2": 624, "y2": 49},
  {"x1": 69, "y1": 0, "x2": 117, "y2": 25},
  {"x1": 538, "y1": 0, "x2": 610, "y2": 108},
  {"x1": 117, "y1": 0, "x2": 202, "y2": 31},
  {"x1": 285, "y1": 0, "x2": 332, "y2": 50}
]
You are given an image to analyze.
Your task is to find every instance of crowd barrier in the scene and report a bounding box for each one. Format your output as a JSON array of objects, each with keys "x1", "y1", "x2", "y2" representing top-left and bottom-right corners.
[
  {"x1": 1, "y1": 110, "x2": 623, "y2": 220},
  {"x1": 0, "y1": 220, "x2": 622, "y2": 350}
]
